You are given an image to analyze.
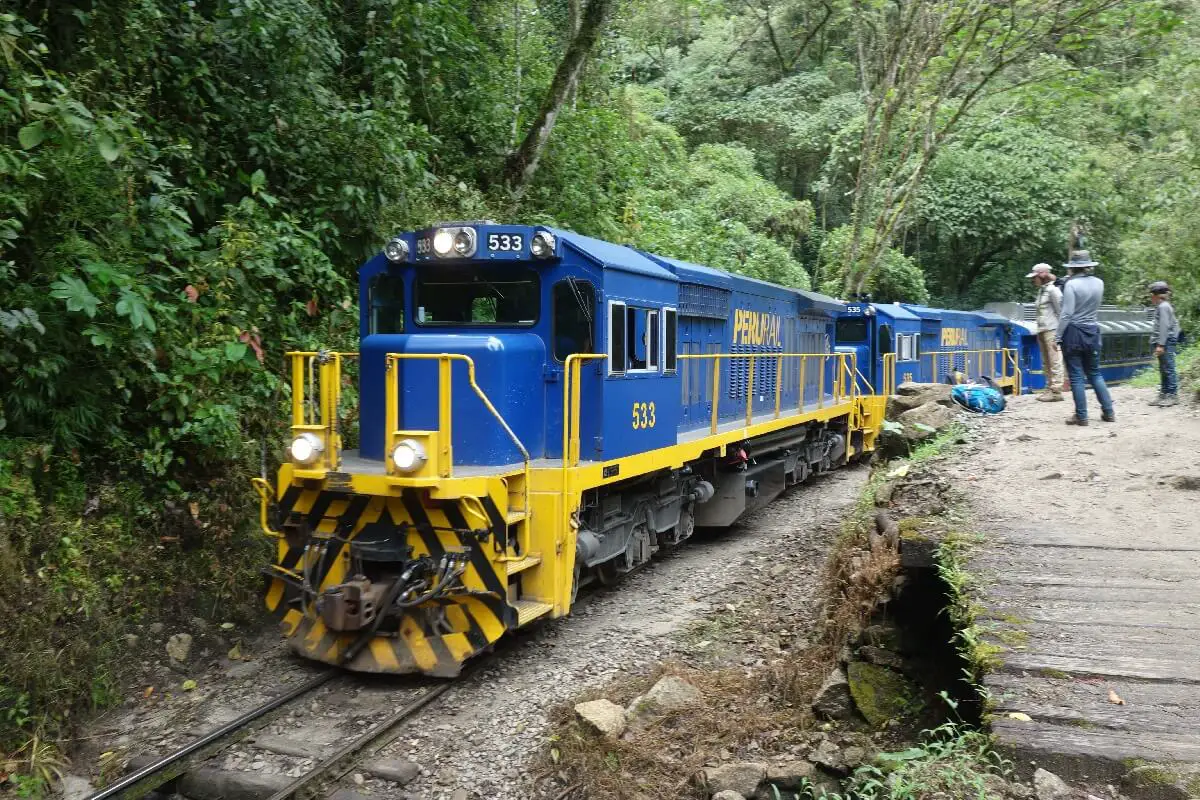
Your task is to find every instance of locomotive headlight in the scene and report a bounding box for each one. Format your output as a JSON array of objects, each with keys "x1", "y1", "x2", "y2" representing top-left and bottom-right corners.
[
  {"x1": 391, "y1": 438, "x2": 427, "y2": 474},
  {"x1": 432, "y1": 228, "x2": 455, "y2": 256},
  {"x1": 289, "y1": 432, "x2": 324, "y2": 466},
  {"x1": 384, "y1": 236, "x2": 409, "y2": 263},
  {"x1": 530, "y1": 231, "x2": 556, "y2": 259},
  {"x1": 452, "y1": 228, "x2": 476, "y2": 256}
]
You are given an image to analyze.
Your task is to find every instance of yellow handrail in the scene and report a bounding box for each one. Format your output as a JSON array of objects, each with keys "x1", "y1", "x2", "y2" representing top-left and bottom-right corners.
[
  {"x1": 385, "y1": 352, "x2": 531, "y2": 483},
  {"x1": 882, "y1": 352, "x2": 896, "y2": 396},
  {"x1": 921, "y1": 348, "x2": 1021, "y2": 392},
  {"x1": 562, "y1": 354, "x2": 608, "y2": 469},
  {"x1": 285, "y1": 351, "x2": 359, "y2": 470},
  {"x1": 677, "y1": 352, "x2": 857, "y2": 435}
]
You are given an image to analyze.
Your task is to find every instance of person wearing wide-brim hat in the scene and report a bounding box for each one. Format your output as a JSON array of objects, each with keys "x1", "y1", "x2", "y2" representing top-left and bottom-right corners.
[
  {"x1": 1025, "y1": 263, "x2": 1065, "y2": 401},
  {"x1": 1054, "y1": 250, "x2": 1115, "y2": 425},
  {"x1": 1148, "y1": 281, "x2": 1181, "y2": 407}
]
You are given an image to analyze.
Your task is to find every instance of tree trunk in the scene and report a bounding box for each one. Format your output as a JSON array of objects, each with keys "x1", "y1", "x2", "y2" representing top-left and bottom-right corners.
[{"x1": 504, "y1": 0, "x2": 613, "y2": 197}]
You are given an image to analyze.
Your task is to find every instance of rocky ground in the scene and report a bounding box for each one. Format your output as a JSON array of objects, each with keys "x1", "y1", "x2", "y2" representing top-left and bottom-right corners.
[{"x1": 61, "y1": 467, "x2": 869, "y2": 800}]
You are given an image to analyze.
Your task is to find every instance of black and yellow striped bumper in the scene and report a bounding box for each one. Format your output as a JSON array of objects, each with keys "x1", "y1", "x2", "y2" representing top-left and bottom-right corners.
[{"x1": 265, "y1": 485, "x2": 514, "y2": 676}]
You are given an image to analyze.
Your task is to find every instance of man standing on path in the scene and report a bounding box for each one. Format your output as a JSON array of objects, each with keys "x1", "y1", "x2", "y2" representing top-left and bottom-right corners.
[
  {"x1": 1055, "y1": 250, "x2": 1115, "y2": 426},
  {"x1": 1149, "y1": 281, "x2": 1181, "y2": 407},
  {"x1": 1027, "y1": 263, "x2": 1065, "y2": 401}
]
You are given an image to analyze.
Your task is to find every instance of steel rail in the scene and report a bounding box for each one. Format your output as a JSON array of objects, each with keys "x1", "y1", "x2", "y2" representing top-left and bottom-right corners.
[
  {"x1": 264, "y1": 680, "x2": 455, "y2": 800},
  {"x1": 85, "y1": 671, "x2": 336, "y2": 800}
]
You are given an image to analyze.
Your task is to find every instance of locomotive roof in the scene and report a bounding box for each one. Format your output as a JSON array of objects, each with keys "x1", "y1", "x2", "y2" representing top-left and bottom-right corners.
[
  {"x1": 551, "y1": 228, "x2": 678, "y2": 281},
  {"x1": 975, "y1": 312, "x2": 1015, "y2": 327},
  {"x1": 870, "y1": 303, "x2": 921, "y2": 321},
  {"x1": 643, "y1": 252, "x2": 846, "y2": 314}
]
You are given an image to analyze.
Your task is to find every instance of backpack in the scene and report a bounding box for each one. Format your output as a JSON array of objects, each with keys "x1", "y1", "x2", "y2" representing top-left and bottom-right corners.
[{"x1": 951, "y1": 384, "x2": 1006, "y2": 414}]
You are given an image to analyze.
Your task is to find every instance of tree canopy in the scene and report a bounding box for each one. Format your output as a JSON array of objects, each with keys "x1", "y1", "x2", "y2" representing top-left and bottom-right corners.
[{"x1": 2, "y1": 0, "x2": 1198, "y2": 761}]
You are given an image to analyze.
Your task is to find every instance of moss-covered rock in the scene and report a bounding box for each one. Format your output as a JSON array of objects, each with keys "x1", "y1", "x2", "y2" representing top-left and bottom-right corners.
[{"x1": 846, "y1": 661, "x2": 916, "y2": 726}]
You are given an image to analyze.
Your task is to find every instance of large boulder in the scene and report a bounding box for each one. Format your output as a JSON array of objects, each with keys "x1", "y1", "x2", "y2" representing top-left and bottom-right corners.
[
  {"x1": 811, "y1": 667, "x2": 855, "y2": 721},
  {"x1": 846, "y1": 661, "x2": 916, "y2": 726},
  {"x1": 896, "y1": 402, "x2": 957, "y2": 442},
  {"x1": 704, "y1": 762, "x2": 767, "y2": 797},
  {"x1": 808, "y1": 740, "x2": 849, "y2": 776},
  {"x1": 574, "y1": 699, "x2": 626, "y2": 738},
  {"x1": 887, "y1": 383, "x2": 953, "y2": 418},
  {"x1": 627, "y1": 675, "x2": 703, "y2": 719},
  {"x1": 1032, "y1": 768, "x2": 1072, "y2": 800},
  {"x1": 765, "y1": 760, "x2": 815, "y2": 789}
]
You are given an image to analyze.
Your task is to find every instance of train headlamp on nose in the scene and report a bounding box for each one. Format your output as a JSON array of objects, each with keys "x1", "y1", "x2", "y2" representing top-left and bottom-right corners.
[
  {"x1": 289, "y1": 432, "x2": 325, "y2": 466},
  {"x1": 431, "y1": 226, "x2": 477, "y2": 259},
  {"x1": 530, "y1": 231, "x2": 556, "y2": 259},
  {"x1": 384, "y1": 237, "x2": 409, "y2": 263},
  {"x1": 391, "y1": 438, "x2": 427, "y2": 474}
]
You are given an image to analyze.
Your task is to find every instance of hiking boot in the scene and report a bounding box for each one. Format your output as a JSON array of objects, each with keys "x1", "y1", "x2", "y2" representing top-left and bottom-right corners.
[
  {"x1": 1160, "y1": 394, "x2": 1179, "y2": 407},
  {"x1": 1102, "y1": 410, "x2": 1116, "y2": 422},
  {"x1": 1065, "y1": 415, "x2": 1088, "y2": 426},
  {"x1": 1037, "y1": 392, "x2": 1064, "y2": 402},
  {"x1": 1149, "y1": 394, "x2": 1165, "y2": 407}
]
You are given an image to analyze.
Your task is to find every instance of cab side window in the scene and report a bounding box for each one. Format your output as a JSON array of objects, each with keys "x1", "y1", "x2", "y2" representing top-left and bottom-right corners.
[
  {"x1": 552, "y1": 279, "x2": 596, "y2": 362},
  {"x1": 369, "y1": 274, "x2": 405, "y2": 334}
]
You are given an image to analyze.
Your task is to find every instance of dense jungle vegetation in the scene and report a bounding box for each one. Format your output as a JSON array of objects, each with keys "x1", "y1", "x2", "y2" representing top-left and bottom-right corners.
[{"x1": 1, "y1": 0, "x2": 1198, "y2": 785}]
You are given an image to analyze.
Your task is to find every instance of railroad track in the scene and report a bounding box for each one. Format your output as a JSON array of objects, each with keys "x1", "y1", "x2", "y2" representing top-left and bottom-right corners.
[{"x1": 85, "y1": 670, "x2": 461, "y2": 800}]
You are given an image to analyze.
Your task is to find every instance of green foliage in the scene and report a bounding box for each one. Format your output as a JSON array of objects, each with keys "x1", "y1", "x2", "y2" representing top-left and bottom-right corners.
[
  {"x1": 626, "y1": 139, "x2": 815, "y2": 287},
  {"x1": 0, "y1": 440, "x2": 269, "y2": 751},
  {"x1": 818, "y1": 225, "x2": 928, "y2": 302}
]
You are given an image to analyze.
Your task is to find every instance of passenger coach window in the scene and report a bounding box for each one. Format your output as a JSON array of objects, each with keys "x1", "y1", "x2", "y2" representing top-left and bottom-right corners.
[
  {"x1": 369, "y1": 274, "x2": 405, "y2": 334},
  {"x1": 414, "y1": 266, "x2": 538, "y2": 326},
  {"x1": 836, "y1": 317, "x2": 869, "y2": 343},
  {"x1": 552, "y1": 279, "x2": 596, "y2": 361}
]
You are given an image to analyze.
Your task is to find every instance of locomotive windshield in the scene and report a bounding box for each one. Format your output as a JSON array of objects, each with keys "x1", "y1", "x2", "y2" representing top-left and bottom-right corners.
[
  {"x1": 414, "y1": 265, "x2": 539, "y2": 326},
  {"x1": 836, "y1": 316, "x2": 869, "y2": 343}
]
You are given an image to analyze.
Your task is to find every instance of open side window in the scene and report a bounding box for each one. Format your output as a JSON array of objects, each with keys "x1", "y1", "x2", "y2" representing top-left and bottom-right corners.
[
  {"x1": 663, "y1": 308, "x2": 678, "y2": 373},
  {"x1": 877, "y1": 323, "x2": 894, "y2": 355},
  {"x1": 608, "y1": 301, "x2": 627, "y2": 375},
  {"x1": 552, "y1": 279, "x2": 596, "y2": 362}
]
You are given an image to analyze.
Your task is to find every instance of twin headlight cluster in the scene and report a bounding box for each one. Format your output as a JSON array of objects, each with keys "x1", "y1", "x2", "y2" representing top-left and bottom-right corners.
[
  {"x1": 289, "y1": 432, "x2": 426, "y2": 474},
  {"x1": 383, "y1": 227, "x2": 556, "y2": 263}
]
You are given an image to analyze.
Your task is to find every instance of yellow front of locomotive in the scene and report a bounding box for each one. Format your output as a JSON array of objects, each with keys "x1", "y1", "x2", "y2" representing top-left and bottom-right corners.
[{"x1": 254, "y1": 226, "x2": 578, "y2": 676}]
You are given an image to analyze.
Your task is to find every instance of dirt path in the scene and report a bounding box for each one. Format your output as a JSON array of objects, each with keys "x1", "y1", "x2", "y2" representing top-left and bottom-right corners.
[
  {"x1": 943, "y1": 385, "x2": 1200, "y2": 792},
  {"x1": 67, "y1": 467, "x2": 868, "y2": 800}
]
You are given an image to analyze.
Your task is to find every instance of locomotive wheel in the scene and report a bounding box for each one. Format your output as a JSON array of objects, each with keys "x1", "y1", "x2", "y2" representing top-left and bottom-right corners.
[
  {"x1": 570, "y1": 559, "x2": 581, "y2": 606},
  {"x1": 595, "y1": 559, "x2": 619, "y2": 586}
]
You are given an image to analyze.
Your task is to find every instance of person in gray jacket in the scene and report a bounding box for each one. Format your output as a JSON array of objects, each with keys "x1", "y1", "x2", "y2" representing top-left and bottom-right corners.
[
  {"x1": 1055, "y1": 251, "x2": 1115, "y2": 425},
  {"x1": 1148, "y1": 281, "x2": 1181, "y2": 406}
]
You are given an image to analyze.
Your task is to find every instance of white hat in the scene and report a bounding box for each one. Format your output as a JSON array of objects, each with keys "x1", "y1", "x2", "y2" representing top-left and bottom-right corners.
[{"x1": 1025, "y1": 263, "x2": 1053, "y2": 278}]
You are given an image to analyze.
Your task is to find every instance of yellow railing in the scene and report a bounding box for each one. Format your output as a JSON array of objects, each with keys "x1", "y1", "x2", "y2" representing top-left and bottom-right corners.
[
  {"x1": 676, "y1": 352, "x2": 859, "y2": 436},
  {"x1": 562, "y1": 354, "x2": 608, "y2": 469},
  {"x1": 286, "y1": 350, "x2": 358, "y2": 470},
  {"x1": 882, "y1": 352, "x2": 897, "y2": 397},
  {"x1": 922, "y1": 348, "x2": 1021, "y2": 395},
  {"x1": 880, "y1": 348, "x2": 1022, "y2": 397},
  {"x1": 285, "y1": 351, "x2": 529, "y2": 496},
  {"x1": 383, "y1": 352, "x2": 530, "y2": 483}
]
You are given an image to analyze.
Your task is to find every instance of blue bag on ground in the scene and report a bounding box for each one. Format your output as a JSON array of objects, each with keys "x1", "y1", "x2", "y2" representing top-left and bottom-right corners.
[{"x1": 950, "y1": 384, "x2": 1005, "y2": 414}]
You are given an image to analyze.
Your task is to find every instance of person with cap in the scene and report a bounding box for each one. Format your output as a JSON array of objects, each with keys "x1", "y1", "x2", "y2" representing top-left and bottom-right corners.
[
  {"x1": 1055, "y1": 250, "x2": 1115, "y2": 425},
  {"x1": 1148, "y1": 280, "x2": 1181, "y2": 407},
  {"x1": 1027, "y1": 262, "x2": 1065, "y2": 401}
]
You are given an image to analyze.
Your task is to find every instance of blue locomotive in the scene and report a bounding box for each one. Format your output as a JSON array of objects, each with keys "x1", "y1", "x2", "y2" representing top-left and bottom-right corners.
[
  {"x1": 255, "y1": 221, "x2": 1150, "y2": 676},
  {"x1": 257, "y1": 222, "x2": 885, "y2": 675}
]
